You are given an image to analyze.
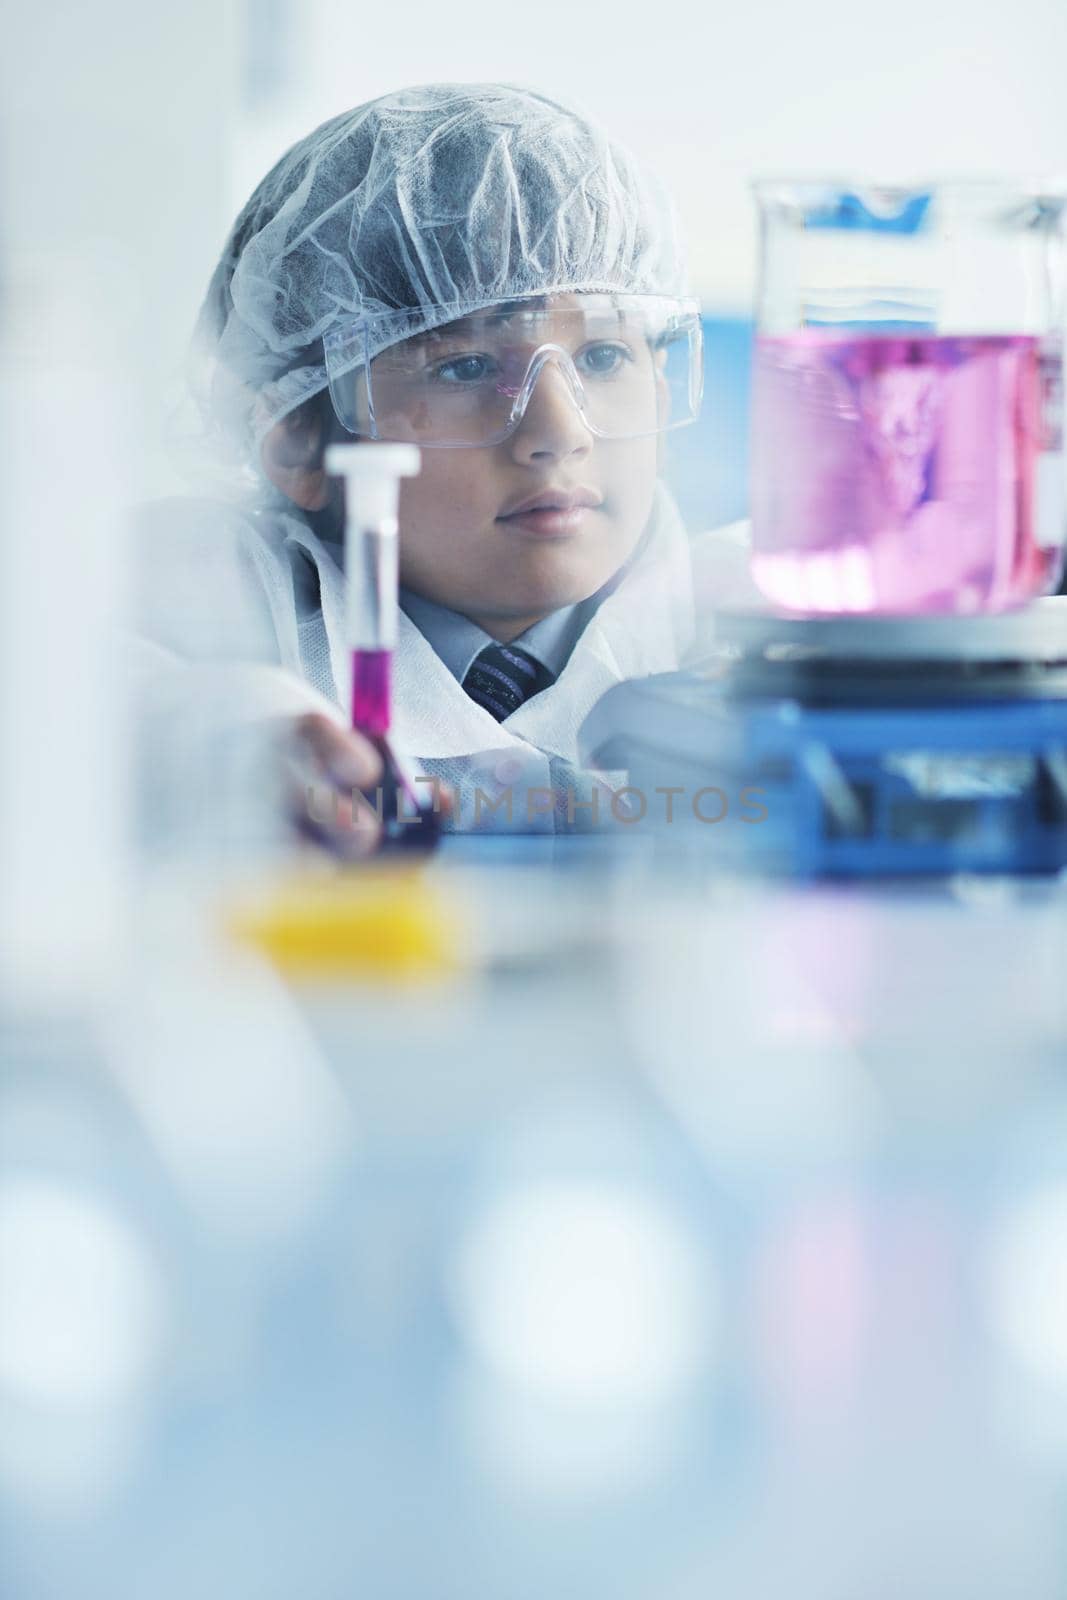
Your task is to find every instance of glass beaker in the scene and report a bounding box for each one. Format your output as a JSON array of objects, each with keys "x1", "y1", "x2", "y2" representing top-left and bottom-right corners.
[{"x1": 750, "y1": 181, "x2": 1066, "y2": 615}]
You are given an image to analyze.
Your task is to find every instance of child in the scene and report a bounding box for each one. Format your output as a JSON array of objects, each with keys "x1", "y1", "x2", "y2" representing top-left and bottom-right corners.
[{"x1": 139, "y1": 82, "x2": 754, "y2": 845}]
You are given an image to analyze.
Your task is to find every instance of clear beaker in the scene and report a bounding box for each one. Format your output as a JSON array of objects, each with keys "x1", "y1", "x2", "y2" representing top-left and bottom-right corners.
[{"x1": 750, "y1": 181, "x2": 1066, "y2": 615}]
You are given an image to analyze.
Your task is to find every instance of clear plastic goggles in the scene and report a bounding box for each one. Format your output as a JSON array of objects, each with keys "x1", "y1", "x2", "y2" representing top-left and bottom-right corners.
[{"x1": 323, "y1": 293, "x2": 704, "y2": 448}]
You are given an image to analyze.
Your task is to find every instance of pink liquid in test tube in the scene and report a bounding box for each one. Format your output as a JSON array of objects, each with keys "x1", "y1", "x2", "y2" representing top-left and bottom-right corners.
[
  {"x1": 750, "y1": 332, "x2": 1064, "y2": 615},
  {"x1": 351, "y1": 648, "x2": 392, "y2": 737}
]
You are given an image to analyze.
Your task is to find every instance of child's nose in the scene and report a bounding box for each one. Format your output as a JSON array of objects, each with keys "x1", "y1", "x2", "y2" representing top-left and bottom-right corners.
[{"x1": 507, "y1": 357, "x2": 593, "y2": 461}]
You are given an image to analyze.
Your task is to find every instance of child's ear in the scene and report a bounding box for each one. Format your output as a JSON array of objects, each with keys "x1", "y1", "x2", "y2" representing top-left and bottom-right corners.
[{"x1": 260, "y1": 399, "x2": 333, "y2": 510}]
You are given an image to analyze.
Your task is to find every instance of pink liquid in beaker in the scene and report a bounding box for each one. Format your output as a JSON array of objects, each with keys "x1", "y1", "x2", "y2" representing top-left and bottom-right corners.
[
  {"x1": 750, "y1": 332, "x2": 1064, "y2": 614},
  {"x1": 351, "y1": 649, "x2": 392, "y2": 736}
]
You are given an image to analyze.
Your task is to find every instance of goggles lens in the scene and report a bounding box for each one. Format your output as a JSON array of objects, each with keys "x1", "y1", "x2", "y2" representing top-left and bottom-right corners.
[{"x1": 325, "y1": 294, "x2": 703, "y2": 447}]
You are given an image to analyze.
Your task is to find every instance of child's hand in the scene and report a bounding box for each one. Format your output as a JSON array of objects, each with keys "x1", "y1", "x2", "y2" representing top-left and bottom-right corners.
[{"x1": 283, "y1": 712, "x2": 384, "y2": 858}]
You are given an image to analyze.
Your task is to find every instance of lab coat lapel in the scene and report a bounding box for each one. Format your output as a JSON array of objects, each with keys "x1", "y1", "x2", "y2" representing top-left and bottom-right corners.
[{"x1": 390, "y1": 614, "x2": 532, "y2": 757}]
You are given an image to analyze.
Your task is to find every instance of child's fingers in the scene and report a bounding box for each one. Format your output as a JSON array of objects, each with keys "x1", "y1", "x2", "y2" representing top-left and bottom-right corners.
[
  {"x1": 330, "y1": 787, "x2": 386, "y2": 851},
  {"x1": 282, "y1": 712, "x2": 384, "y2": 858},
  {"x1": 292, "y1": 786, "x2": 383, "y2": 859},
  {"x1": 293, "y1": 712, "x2": 383, "y2": 788}
]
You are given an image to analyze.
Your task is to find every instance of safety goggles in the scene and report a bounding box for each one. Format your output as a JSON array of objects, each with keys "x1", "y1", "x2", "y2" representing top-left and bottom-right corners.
[{"x1": 323, "y1": 293, "x2": 704, "y2": 448}]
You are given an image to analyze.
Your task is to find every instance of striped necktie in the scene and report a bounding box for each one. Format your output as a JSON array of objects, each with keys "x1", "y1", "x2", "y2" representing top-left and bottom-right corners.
[{"x1": 462, "y1": 641, "x2": 556, "y2": 722}]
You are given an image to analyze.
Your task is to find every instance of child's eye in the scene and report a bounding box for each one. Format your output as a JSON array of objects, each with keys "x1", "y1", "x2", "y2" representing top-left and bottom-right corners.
[
  {"x1": 577, "y1": 342, "x2": 634, "y2": 378},
  {"x1": 431, "y1": 353, "x2": 498, "y2": 385}
]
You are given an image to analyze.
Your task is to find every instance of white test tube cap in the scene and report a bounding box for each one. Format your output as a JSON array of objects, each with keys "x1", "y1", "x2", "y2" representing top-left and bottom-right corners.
[{"x1": 325, "y1": 442, "x2": 421, "y2": 526}]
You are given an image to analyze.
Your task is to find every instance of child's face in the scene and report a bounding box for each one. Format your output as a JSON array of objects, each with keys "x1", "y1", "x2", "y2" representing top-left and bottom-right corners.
[
  {"x1": 395, "y1": 391, "x2": 658, "y2": 636},
  {"x1": 392, "y1": 295, "x2": 661, "y2": 636},
  {"x1": 262, "y1": 294, "x2": 664, "y2": 640}
]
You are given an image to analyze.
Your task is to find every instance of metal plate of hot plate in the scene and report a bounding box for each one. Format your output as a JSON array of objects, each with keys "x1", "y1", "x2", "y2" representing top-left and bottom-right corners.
[{"x1": 697, "y1": 598, "x2": 1067, "y2": 705}]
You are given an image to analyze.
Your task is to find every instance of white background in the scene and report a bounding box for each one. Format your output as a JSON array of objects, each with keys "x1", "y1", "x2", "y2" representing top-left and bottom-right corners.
[{"x1": 234, "y1": 0, "x2": 1067, "y2": 310}]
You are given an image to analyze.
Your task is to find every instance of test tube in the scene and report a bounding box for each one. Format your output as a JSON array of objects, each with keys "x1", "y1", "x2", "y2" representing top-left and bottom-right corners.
[
  {"x1": 324, "y1": 443, "x2": 421, "y2": 737},
  {"x1": 324, "y1": 443, "x2": 438, "y2": 848}
]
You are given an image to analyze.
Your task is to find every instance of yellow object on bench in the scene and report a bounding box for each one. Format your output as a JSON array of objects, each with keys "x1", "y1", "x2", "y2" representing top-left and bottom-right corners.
[{"x1": 227, "y1": 868, "x2": 463, "y2": 983}]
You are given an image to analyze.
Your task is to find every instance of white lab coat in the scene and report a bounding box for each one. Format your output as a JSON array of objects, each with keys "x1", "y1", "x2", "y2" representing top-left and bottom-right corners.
[{"x1": 132, "y1": 480, "x2": 759, "y2": 835}]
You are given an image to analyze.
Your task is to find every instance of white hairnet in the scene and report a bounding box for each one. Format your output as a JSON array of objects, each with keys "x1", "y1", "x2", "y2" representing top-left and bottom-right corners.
[{"x1": 192, "y1": 82, "x2": 688, "y2": 465}]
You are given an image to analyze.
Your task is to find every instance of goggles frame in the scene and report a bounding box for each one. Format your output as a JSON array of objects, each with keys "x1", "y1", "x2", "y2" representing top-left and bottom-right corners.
[{"x1": 323, "y1": 292, "x2": 704, "y2": 448}]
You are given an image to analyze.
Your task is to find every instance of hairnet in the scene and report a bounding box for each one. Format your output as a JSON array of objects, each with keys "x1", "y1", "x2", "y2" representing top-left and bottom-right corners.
[{"x1": 192, "y1": 82, "x2": 689, "y2": 465}]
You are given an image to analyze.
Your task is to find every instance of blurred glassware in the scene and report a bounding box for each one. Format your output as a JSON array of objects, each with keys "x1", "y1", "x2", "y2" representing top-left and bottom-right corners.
[{"x1": 750, "y1": 180, "x2": 1066, "y2": 614}]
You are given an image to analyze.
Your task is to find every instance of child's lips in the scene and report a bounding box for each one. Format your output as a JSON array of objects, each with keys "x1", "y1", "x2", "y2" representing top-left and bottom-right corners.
[{"x1": 497, "y1": 505, "x2": 597, "y2": 537}]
